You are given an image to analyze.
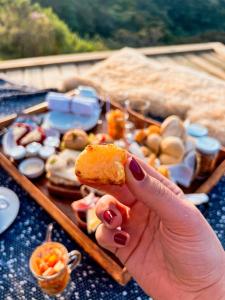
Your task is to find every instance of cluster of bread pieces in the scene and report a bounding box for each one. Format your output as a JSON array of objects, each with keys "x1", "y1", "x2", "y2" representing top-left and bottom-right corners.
[
  {"x1": 63, "y1": 48, "x2": 225, "y2": 145},
  {"x1": 136, "y1": 115, "x2": 186, "y2": 166}
]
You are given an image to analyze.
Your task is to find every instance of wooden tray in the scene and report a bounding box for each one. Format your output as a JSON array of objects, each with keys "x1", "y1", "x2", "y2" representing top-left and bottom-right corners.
[{"x1": 1, "y1": 99, "x2": 225, "y2": 286}]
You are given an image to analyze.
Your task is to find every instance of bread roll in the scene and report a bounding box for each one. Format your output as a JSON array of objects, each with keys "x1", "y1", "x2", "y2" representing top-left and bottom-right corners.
[
  {"x1": 160, "y1": 136, "x2": 185, "y2": 160},
  {"x1": 159, "y1": 154, "x2": 182, "y2": 165},
  {"x1": 145, "y1": 133, "x2": 161, "y2": 154},
  {"x1": 160, "y1": 115, "x2": 186, "y2": 140}
]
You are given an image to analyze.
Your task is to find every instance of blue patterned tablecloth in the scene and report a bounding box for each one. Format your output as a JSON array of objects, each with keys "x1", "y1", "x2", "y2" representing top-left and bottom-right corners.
[{"x1": 0, "y1": 80, "x2": 224, "y2": 300}]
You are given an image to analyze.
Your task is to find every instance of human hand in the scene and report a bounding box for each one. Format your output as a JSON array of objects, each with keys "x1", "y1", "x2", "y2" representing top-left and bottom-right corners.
[{"x1": 80, "y1": 156, "x2": 225, "y2": 299}]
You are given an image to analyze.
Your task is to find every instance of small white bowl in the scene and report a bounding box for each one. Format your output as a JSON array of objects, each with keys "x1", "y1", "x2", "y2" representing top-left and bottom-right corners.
[
  {"x1": 26, "y1": 142, "x2": 42, "y2": 157},
  {"x1": 44, "y1": 136, "x2": 60, "y2": 148},
  {"x1": 19, "y1": 158, "x2": 45, "y2": 179},
  {"x1": 39, "y1": 146, "x2": 55, "y2": 160},
  {"x1": 10, "y1": 146, "x2": 26, "y2": 160}
]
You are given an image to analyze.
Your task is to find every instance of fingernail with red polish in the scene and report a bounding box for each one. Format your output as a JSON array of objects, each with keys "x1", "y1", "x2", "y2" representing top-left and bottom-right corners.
[
  {"x1": 103, "y1": 210, "x2": 116, "y2": 224},
  {"x1": 114, "y1": 232, "x2": 127, "y2": 245},
  {"x1": 129, "y1": 158, "x2": 145, "y2": 181}
]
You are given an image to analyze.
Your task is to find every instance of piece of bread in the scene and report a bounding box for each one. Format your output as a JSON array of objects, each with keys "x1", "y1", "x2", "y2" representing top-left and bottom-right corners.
[
  {"x1": 159, "y1": 154, "x2": 182, "y2": 165},
  {"x1": 160, "y1": 136, "x2": 185, "y2": 160},
  {"x1": 146, "y1": 125, "x2": 160, "y2": 136},
  {"x1": 145, "y1": 133, "x2": 161, "y2": 154},
  {"x1": 75, "y1": 144, "x2": 127, "y2": 185},
  {"x1": 160, "y1": 115, "x2": 186, "y2": 140}
]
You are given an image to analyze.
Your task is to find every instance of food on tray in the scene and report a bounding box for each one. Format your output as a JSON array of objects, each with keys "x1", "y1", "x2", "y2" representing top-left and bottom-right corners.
[
  {"x1": 12, "y1": 123, "x2": 30, "y2": 143},
  {"x1": 46, "y1": 150, "x2": 81, "y2": 186},
  {"x1": 106, "y1": 109, "x2": 125, "y2": 140},
  {"x1": 89, "y1": 133, "x2": 113, "y2": 145},
  {"x1": 62, "y1": 129, "x2": 89, "y2": 150},
  {"x1": 71, "y1": 193, "x2": 100, "y2": 231},
  {"x1": 141, "y1": 146, "x2": 151, "y2": 157},
  {"x1": 146, "y1": 125, "x2": 160, "y2": 136},
  {"x1": 134, "y1": 129, "x2": 146, "y2": 143},
  {"x1": 159, "y1": 154, "x2": 182, "y2": 165},
  {"x1": 19, "y1": 127, "x2": 46, "y2": 146},
  {"x1": 145, "y1": 133, "x2": 161, "y2": 155},
  {"x1": 160, "y1": 136, "x2": 185, "y2": 162},
  {"x1": 87, "y1": 207, "x2": 101, "y2": 234},
  {"x1": 134, "y1": 116, "x2": 186, "y2": 167},
  {"x1": 160, "y1": 116, "x2": 186, "y2": 140},
  {"x1": 30, "y1": 242, "x2": 70, "y2": 295},
  {"x1": 75, "y1": 144, "x2": 127, "y2": 185}
]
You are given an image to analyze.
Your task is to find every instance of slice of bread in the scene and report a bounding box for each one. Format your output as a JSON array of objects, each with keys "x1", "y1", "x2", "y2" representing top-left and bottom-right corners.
[{"x1": 75, "y1": 144, "x2": 127, "y2": 185}]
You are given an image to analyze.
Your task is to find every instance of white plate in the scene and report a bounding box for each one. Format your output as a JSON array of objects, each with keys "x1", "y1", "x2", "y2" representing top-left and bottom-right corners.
[
  {"x1": 43, "y1": 109, "x2": 101, "y2": 133},
  {"x1": 0, "y1": 187, "x2": 20, "y2": 234}
]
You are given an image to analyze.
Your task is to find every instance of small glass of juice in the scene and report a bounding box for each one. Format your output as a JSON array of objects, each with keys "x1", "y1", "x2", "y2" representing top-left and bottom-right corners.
[
  {"x1": 29, "y1": 226, "x2": 81, "y2": 296},
  {"x1": 106, "y1": 109, "x2": 126, "y2": 140}
]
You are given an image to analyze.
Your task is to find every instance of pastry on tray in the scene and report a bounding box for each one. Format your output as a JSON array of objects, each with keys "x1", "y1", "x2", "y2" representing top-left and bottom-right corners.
[
  {"x1": 62, "y1": 129, "x2": 88, "y2": 150},
  {"x1": 75, "y1": 144, "x2": 127, "y2": 185},
  {"x1": 46, "y1": 150, "x2": 81, "y2": 187}
]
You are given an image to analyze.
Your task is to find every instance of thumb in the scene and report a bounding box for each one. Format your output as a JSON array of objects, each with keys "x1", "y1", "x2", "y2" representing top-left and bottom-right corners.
[{"x1": 125, "y1": 157, "x2": 197, "y2": 225}]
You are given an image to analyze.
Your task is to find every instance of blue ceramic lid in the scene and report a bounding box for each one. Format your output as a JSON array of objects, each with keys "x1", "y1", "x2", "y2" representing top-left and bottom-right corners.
[
  {"x1": 196, "y1": 136, "x2": 220, "y2": 155},
  {"x1": 187, "y1": 123, "x2": 208, "y2": 137}
]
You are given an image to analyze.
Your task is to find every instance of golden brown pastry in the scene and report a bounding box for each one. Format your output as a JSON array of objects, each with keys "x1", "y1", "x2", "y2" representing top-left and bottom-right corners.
[
  {"x1": 75, "y1": 144, "x2": 127, "y2": 185},
  {"x1": 62, "y1": 129, "x2": 88, "y2": 150},
  {"x1": 145, "y1": 133, "x2": 161, "y2": 154},
  {"x1": 160, "y1": 136, "x2": 185, "y2": 160},
  {"x1": 160, "y1": 115, "x2": 186, "y2": 140},
  {"x1": 134, "y1": 129, "x2": 147, "y2": 143},
  {"x1": 146, "y1": 125, "x2": 160, "y2": 136}
]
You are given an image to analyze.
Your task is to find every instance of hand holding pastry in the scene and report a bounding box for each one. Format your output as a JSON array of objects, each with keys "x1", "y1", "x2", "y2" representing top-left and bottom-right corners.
[{"x1": 75, "y1": 146, "x2": 225, "y2": 300}]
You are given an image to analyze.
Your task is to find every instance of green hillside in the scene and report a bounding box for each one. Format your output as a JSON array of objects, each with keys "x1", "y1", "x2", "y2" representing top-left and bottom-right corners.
[{"x1": 34, "y1": 0, "x2": 225, "y2": 48}]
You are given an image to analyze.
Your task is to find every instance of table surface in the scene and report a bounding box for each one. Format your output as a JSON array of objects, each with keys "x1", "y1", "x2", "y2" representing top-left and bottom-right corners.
[{"x1": 0, "y1": 80, "x2": 224, "y2": 300}]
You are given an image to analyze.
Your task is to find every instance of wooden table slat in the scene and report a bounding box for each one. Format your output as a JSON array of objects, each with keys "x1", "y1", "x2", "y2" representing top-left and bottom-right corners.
[{"x1": 186, "y1": 54, "x2": 225, "y2": 80}]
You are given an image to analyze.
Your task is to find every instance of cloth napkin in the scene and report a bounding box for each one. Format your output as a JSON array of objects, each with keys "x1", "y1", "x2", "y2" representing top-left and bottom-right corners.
[
  {"x1": 46, "y1": 92, "x2": 99, "y2": 116},
  {"x1": 46, "y1": 92, "x2": 71, "y2": 113}
]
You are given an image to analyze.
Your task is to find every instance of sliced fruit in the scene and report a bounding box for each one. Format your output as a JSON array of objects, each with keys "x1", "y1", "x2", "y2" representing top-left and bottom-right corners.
[{"x1": 53, "y1": 260, "x2": 65, "y2": 273}]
